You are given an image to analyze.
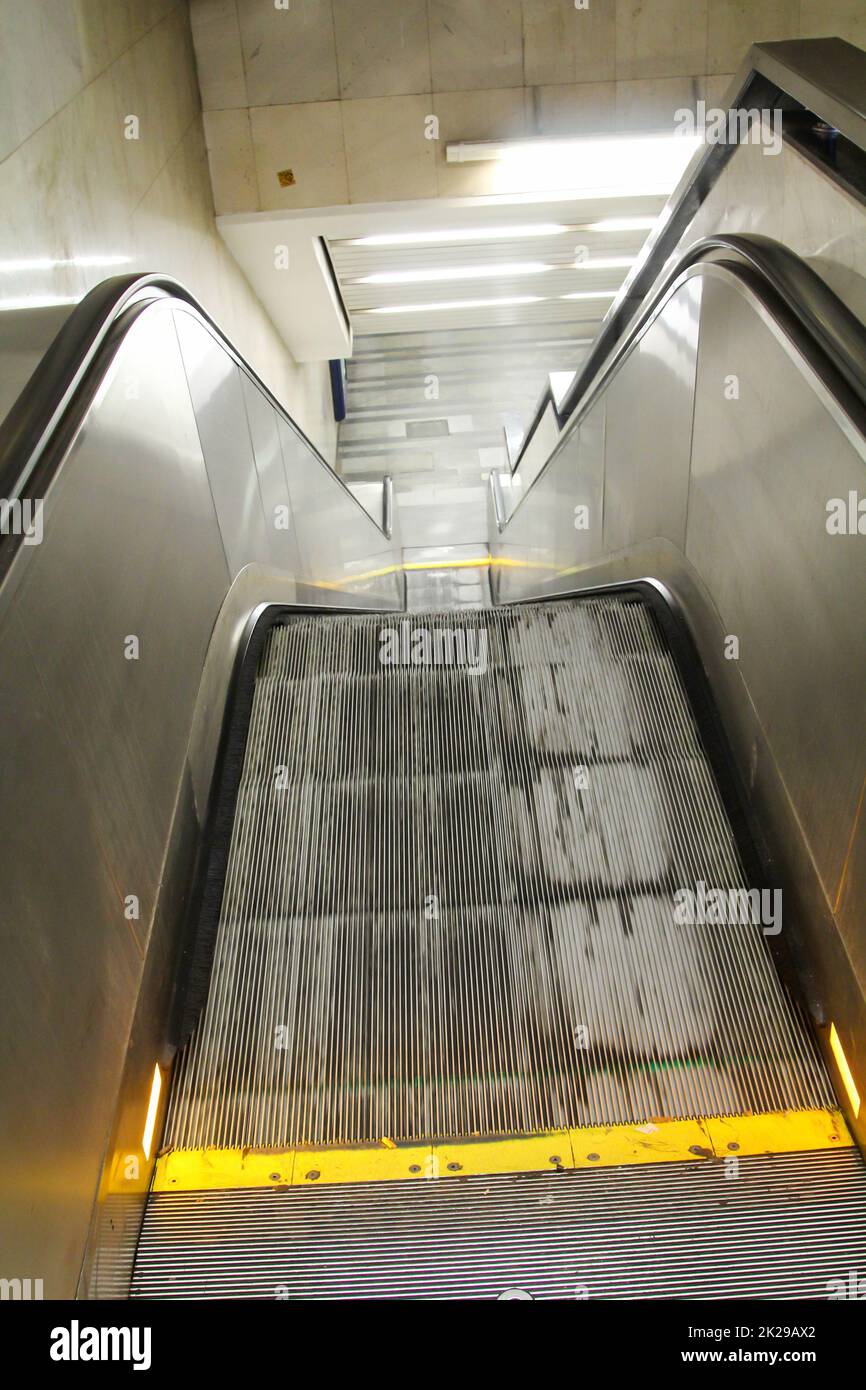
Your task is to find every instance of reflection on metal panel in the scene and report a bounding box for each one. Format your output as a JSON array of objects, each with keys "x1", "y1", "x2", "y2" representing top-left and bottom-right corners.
[
  {"x1": 686, "y1": 273, "x2": 866, "y2": 903},
  {"x1": 0, "y1": 605, "x2": 140, "y2": 1298},
  {"x1": 603, "y1": 276, "x2": 701, "y2": 555},
  {"x1": 13, "y1": 306, "x2": 230, "y2": 948},
  {"x1": 0, "y1": 306, "x2": 230, "y2": 1296},
  {"x1": 239, "y1": 370, "x2": 302, "y2": 575},
  {"x1": 174, "y1": 310, "x2": 270, "y2": 578},
  {"x1": 277, "y1": 414, "x2": 401, "y2": 603},
  {"x1": 0, "y1": 289, "x2": 402, "y2": 1295}
]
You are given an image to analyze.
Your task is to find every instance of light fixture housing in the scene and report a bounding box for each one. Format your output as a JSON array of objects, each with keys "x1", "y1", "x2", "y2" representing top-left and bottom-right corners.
[{"x1": 444, "y1": 132, "x2": 702, "y2": 197}]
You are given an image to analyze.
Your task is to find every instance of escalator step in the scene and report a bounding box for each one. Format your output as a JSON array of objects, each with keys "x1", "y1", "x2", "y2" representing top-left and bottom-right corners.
[
  {"x1": 165, "y1": 597, "x2": 830, "y2": 1149},
  {"x1": 131, "y1": 1148, "x2": 866, "y2": 1300}
]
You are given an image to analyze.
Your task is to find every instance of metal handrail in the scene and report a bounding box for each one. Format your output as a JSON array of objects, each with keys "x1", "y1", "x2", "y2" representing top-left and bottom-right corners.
[
  {"x1": 0, "y1": 272, "x2": 392, "y2": 546},
  {"x1": 511, "y1": 36, "x2": 866, "y2": 473},
  {"x1": 495, "y1": 232, "x2": 866, "y2": 531}
]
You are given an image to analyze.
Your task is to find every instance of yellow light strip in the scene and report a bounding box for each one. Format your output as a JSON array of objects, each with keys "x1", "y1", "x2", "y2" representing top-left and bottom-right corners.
[
  {"x1": 142, "y1": 1064, "x2": 162, "y2": 1162},
  {"x1": 829, "y1": 1024, "x2": 861, "y2": 1118},
  {"x1": 401, "y1": 556, "x2": 490, "y2": 571},
  {"x1": 152, "y1": 1108, "x2": 853, "y2": 1193}
]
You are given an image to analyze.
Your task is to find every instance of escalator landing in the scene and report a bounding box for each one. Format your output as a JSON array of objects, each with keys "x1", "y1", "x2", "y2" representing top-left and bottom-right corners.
[{"x1": 132, "y1": 1149, "x2": 866, "y2": 1300}]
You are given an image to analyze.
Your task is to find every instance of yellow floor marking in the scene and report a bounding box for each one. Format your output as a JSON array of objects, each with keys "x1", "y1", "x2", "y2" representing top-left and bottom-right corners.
[
  {"x1": 568, "y1": 1118, "x2": 714, "y2": 1167},
  {"x1": 293, "y1": 1142, "x2": 432, "y2": 1186},
  {"x1": 152, "y1": 1108, "x2": 853, "y2": 1193},
  {"x1": 434, "y1": 1131, "x2": 571, "y2": 1178},
  {"x1": 153, "y1": 1147, "x2": 294, "y2": 1192},
  {"x1": 704, "y1": 1107, "x2": 851, "y2": 1156}
]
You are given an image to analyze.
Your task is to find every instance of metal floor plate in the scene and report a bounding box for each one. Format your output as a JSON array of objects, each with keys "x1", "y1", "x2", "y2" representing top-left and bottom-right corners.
[
  {"x1": 131, "y1": 1149, "x2": 866, "y2": 1300},
  {"x1": 165, "y1": 597, "x2": 830, "y2": 1149}
]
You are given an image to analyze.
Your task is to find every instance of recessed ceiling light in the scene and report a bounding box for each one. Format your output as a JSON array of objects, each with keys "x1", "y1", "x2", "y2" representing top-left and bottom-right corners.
[
  {"x1": 364, "y1": 295, "x2": 545, "y2": 314},
  {"x1": 346, "y1": 224, "x2": 570, "y2": 247}
]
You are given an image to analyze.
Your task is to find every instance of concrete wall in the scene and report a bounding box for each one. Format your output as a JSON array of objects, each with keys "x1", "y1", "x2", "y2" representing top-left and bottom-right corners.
[
  {"x1": 192, "y1": 0, "x2": 866, "y2": 214},
  {"x1": 0, "y1": 0, "x2": 336, "y2": 460}
]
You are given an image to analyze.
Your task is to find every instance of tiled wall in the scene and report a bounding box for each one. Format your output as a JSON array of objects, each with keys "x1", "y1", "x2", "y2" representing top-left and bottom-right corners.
[
  {"x1": 192, "y1": 0, "x2": 866, "y2": 213},
  {"x1": 0, "y1": 0, "x2": 336, "y2": 460}
]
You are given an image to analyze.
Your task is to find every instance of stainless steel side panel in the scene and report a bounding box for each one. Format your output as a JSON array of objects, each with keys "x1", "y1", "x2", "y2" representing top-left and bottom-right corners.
[
  {"x1": 0, "y1": 294, "x2": 402, "y2": 1297},
  {"x1": 174, "y1": 310, "x2": 272, "y2": 578},
  {"x1": 277, "y1": 413, "x2": 402, "y2": 607},
  {"x1": 686, "y1": 274, "x2": 866, "y2": 904},
  {"x1": 0, "y1": 305, "x2": 230, "y2": 1297},
  {"x1": 490, "y1": 263, "x2": 866, "y2": 1146},
  {"x1": 4, "y1": 308, "x2": 231, "y2": 954},
  {"x1": 0, "y1": 606, "x2": 141, "y2": 1301},
  {"x1": 603, "y1": 277, "x2": 701, "y2": 557},
  {"x1": 239, "y1": 372, "x2": 303, "y2": 577}
]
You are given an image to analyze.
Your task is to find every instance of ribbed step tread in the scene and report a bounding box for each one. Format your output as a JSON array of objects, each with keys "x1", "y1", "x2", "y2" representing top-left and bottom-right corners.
[
  {"x1": 165, "y1": 599, "x2": 830, "y2": 1149},
  {"x1": 131, "y1": 1149, "x2": 866, "y2": 1300}
]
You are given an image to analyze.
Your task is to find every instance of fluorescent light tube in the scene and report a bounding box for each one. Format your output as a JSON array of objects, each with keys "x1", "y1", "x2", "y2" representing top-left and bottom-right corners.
[
  {"x1": 581, "y1": 216, "x2": 658, "y2": 232},
  {"x1": 359, "y1": 262, "x2": 552, "y2": 285},
  {"x1": 364, "y1": 295, "x2": 545, "y2": 314},
  {"x1": 561, "y1": 290, "x2": 618, "y2": 300},
  {"x1": 445, "y1": 133, "x2": 701, "y2": 196},
  {"x1": 347, "y1": 224, "x2": 569, "y2": 247}
]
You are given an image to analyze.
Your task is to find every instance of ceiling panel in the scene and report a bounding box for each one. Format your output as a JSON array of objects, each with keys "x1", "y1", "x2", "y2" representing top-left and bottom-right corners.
[{"x1": 328, "y1": 196, "x2": 665, "y2": 338}]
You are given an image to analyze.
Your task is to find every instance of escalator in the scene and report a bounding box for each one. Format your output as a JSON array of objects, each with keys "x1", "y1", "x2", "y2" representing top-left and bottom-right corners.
[
  {"x1": 130, "y1": 598, "x2": 861, "y2": 1299},
  {"x1": 1, "y1": 38, "x2": 865, "y2": 1304}
]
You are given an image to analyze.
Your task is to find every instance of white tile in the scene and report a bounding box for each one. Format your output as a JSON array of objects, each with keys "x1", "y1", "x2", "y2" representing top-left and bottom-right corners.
[
  {"x1": 523, "y1": 0, "x2": 616, "y2": 85},
  {"x1": 111, "y1": 7, "x2": 200, "y2": 208},
  {"x1": 429, "y1": 0, "x2": 524, "y2": 92},
  {"x1": 65, "y1": 72, "x2": 137, "y2": 274},
  {"x1": 72, "y1": 0, "x2": 136, "y2": 81},
  {"x1": 0, "y1": 0, "x2": 57, "y2": 160},
  {"x1": 615, "y1": 0, "x2": 709, "y2": 81},
  {"x1": 72, "y1": 0, "x2": 176, "y2": 82},
  {"x1": 236, "y1": 0, "x2": 339, "y2": 105},
  {"x1": 42, "y1": 0, "x2": 87, "y2": 112},
  {"x1": 203, "y1": 108, "x2": 258, "y2": 213},
  {"x1": 343, "y1": 94, "x2": 437, "y2": 203},
  {"x1": 706, "y1": 0, "x2": 799, "y2": 77},
  {"x1": 250, "y1": 102, "x2": 349, "y2": 210},
  {"x1": 333, "y1": 0, "x2": 431, "y2": 99},
  {"x1": 189, "y1": 0, "x2": 247, "y2": 109}
]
